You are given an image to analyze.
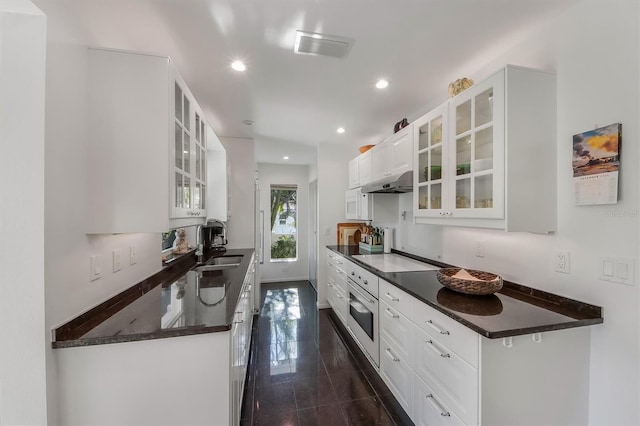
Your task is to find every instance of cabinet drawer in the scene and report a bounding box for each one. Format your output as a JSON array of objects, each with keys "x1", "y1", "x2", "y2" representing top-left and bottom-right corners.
[
  {"x1": 334, "y1": 268, "x2": 348, "y2": 291},
  {"x1": 334, "y1": 285, "x2": 348, "y2": 326},
  {"x1": 413, "y1": 374, "x2": 465, "y2": 426},
  {"x1": 411, "y1": 300, "x2": 478, "y2": 367},
  {"x1": 413, "y1": 327, "x2": 478, "y2": 425},
  {"x1": 380, "y1": 302, "x2": 413, "y2": 365},
  {"x1": 333, "y1": 254, "x2": 347, "y2": 273},
  {"x1": 346, "y1": 260, "x2": 379, "y2": 298},
  {"x1": 380, "y1": 336, "x2": 413, "y2": 418},
  {"x1": 380, "y1": 279, "x2": 415, "y2": 317}
]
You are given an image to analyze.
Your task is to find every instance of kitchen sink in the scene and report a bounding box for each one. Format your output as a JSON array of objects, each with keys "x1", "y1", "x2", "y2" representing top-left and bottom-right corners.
[
  {"x1": 194, "y1": 264, "x2": 239, "y2": 272},
  {"x1": 206, "y1": 255, "x2": 243, "y2": 266}
]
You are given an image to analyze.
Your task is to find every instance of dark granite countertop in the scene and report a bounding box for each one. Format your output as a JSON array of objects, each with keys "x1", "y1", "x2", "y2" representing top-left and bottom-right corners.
[
  {"x1": 327, "y1": 245, "x2": 603, "y2": 338},
  {"x1": 52, "y1": 248, "x2": 255, "y2": 348}
]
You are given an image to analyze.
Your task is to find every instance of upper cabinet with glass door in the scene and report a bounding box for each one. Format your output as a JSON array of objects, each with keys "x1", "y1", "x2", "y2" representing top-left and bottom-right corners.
[
  {"x1": 448, "y1": 72, "x2": 505, "y2": 219},
  {"x1": 414, "y1": 103, "x2": 447, "y2": 217},
  {"x1": 171, "y1": 74, "x2": 207, "y2": 220},
  {"x1": 414, "y1": 65, "x2": 557, "y2": 233}
]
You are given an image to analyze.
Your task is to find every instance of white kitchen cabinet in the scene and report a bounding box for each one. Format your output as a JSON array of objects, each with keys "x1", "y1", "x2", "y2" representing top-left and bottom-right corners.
[
  {"x1": 414, "y1": 65, "x2": 556, "y2": 233},
  {"x1": 345, "y1": 188, "x2": 373, "y2": 220},
  {"x1": 413, "y1": 374, "x2": 465, "y2": 426},
  {"x1": 326, "y1": 250, "x2": 348, "y2": 325},
  {"x1": 172, "y1": 78, "x2": 207, "y2": 220},
  {"x1": 87, "y1": 48, "x2": 210, "y2": 233},
  {"x1": 371, "y1": 124, "x2": 414, "y2": 182},
  {"x1": 348, "y1": 157, "x2": 360, "y2": 189},
  {"x1": 206, "y1": 126, "x2": 230, "y2": 221},
  {"x1": 56, "y1": 253, "x2": 256, "y2": 426},
  {"x1": 380, "y1": 335, "x2": 414, "y2": 418},
  {"x1": 230, "y1": 261, "x2": 254, "y2": 426},
  {"x1": 347, "y1": 277, "x2": 591, "y2": 426},
  {"x1": 380, "y1": 281, "x2": 416, "y2": 417},
  {"x1": 359, "y1": 150, "x2": 372, "y2": 186}
]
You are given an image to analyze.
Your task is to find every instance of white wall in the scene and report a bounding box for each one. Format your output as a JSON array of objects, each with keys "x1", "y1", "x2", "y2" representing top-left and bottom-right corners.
[
  {"x1": 0, "y1": 2, "x2": 47, "y2": 424},
  {"x1": 258, "y1": 163, "x2": 310, "y2": 282},
  {"x1": 316, "y1": 142, "x2": 353, "y2": 307},
  {"x1": 219, "y1": 137, "x2": 256, "y2": 249},
  {"x1": 373, "y1": 1, "x2": 639, "y2": 424},
  {"x1": 36, "y1": 7, "x2": 177, "y2": 424}
]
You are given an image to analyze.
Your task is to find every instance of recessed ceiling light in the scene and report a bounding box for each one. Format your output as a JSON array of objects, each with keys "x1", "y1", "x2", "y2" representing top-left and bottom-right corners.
[
  {"x1": 337, "y1": 127, "x2": 346, "y2": 134},
  {"x1": 283, "y1": 156, "x2": 290, "y2": 160},
  {"x1": 375, "y1": 79, "x2": 389, "y2": 89},
  {"x1": 231, "y1": 60, "x2": 246, "y2": 72},
  {"x1": 242, "y1": 119, "x2": 254, "y2": 126}
]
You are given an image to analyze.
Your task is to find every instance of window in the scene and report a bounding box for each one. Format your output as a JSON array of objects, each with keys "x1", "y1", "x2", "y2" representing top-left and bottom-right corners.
[{"x1": 270, "y1": 185, "x2": 297, "y2": 261}]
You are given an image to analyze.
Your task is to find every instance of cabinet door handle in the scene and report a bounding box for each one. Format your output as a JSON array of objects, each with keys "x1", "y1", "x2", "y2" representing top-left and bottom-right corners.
[
  {"x1": 234, "y1": 320, "x2": 244, "y2": 324},
  {"x1": 426, "y1": 319, "x2": 450, "y2": 335},
  {"x1": 385, "y1": 292, "x2": 399, "y2": 302},
  {"x1": 384, "y1": 348, "x2": 400, "y2": 362},
  {"x1": 426, "y1": 339, "x2": 451, "y2": 358},
  {"x1": 363, "y1": 279, "x2": 368, "y2": 285},
  {"x1": 384, "y1": 308, "x2": 399, "y2": 319},
  {"x1": 425, "y1": 393, "x2": 451, "y2": 417}
]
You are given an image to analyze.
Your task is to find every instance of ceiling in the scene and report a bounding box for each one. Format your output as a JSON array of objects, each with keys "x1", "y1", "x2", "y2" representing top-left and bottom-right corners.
[{"x1": 34, "y1": 0, "x2": 579, "y2": 165}]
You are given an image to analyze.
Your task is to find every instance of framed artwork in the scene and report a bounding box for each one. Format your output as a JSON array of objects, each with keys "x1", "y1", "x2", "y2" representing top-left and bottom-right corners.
[{"x1": 573, "y1": 123, "x2": 621, "y2": 205}]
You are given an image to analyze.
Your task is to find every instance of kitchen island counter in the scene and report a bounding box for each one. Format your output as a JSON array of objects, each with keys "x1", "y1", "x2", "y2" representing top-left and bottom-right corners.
[
  {"x1": 52, "y1": 248, "x2": 255, "y2": 348},
  {"x1": 327, "y1": 245, "x2": 603, "y2": 338}
]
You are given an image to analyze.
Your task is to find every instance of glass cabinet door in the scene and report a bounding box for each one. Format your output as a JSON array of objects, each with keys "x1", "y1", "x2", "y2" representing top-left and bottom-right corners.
[
  {"x1": 415, "y1": 105, "x2": 446, "y2": 216},
  {"x1": 449, "y1": 72, "x2": 503, "y2": 218}
]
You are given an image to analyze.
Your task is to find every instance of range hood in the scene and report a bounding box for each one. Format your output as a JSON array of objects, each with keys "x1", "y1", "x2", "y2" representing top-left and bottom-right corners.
[{"x1": 361, "y1": 170, "x2": 413, "y2": 193}]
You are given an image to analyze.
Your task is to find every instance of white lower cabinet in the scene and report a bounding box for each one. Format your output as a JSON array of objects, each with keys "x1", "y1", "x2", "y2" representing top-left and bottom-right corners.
[
  {"x1": 326, "y1": 249, "x2": 348, "y2": 326},
  {"x1": 413, "y1": 327, "x2": 478, "y2": 425},
  {"x1": 380, "y1": 312, "x2": 414, "y2": 417},
  {"x1": 374, "y1": 279, "x2": 591, "y2": 426},
  {"x1": 414, "y1": 374, "x2": 465, "y2": 426}
]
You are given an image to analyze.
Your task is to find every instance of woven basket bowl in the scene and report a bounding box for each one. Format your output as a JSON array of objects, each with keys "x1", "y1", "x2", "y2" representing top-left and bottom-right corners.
[
  {"x1": 436, "y1": 267, "x2": 503, "y2": 295},
  {"x1": 359, "y1": 144, "x2": 375, "y2": 154}
]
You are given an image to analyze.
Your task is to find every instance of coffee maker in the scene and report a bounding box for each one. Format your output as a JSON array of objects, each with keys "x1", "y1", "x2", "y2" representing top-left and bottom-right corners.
[{"x1": 201, "y1": 219, "x2": 227, "y2": 252}]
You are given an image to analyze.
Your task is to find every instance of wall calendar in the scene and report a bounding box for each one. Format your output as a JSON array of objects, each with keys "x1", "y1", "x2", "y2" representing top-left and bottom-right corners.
[{"x1": 573, "y1": 123, "x2": 621, "y2": 205}]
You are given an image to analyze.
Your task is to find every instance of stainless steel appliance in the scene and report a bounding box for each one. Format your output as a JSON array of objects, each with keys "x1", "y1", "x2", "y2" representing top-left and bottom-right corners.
[
  {"x1": 201, "y1": 220, "x2": 227, "y2": 252},
  {"x1": 347, "y1": 276, "x2": 379, "y2": 367}
]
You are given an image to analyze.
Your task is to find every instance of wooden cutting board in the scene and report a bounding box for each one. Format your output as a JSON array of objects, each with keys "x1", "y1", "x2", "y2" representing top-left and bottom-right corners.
[{"x1": 337, "y1": 222, "x2": 368, "y2": 245}]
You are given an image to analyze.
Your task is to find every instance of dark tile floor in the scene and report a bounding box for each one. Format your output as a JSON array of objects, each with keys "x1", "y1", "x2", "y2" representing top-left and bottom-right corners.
[{"x1": 241, "y1": 280, "x2": 412, "y2": 426}]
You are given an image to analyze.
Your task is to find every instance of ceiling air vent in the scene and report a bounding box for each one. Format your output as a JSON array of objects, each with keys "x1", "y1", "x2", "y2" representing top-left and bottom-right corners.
[{"x1": 293, "y1": 31, "x2": 353, "y2": 58}]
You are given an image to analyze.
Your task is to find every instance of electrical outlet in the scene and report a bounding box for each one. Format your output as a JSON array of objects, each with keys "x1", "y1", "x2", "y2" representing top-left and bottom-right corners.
[
  {"x1": 129, "y1": 245, "x2": 137, "y2": 265},
  {"x1": 475, "y1": 241, "x2": 485, "y2": 258},
  {"x1": 554, "y1": 250, "x2": 570, "y2": 274},
  {"x1": 113, "y1": 249, "x2": 121, "y2": 273},
  {"x1": 90, "y1": 255, "x2": 102, "y2": 281}
]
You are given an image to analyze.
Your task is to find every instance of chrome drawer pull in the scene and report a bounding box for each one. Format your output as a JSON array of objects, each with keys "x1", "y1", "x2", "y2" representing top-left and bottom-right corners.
[
  {"x1": 425, "y1": 393, "x2": 451, "y2": 417},
  {"x1": 385, "y1": 292, "x2": 399, "y2": 302},
  {"x1": 384, "y1": 308, "x2": 400, "y2": 319},
  {"x1": 384, "y1": 348, "x2": 400, "y2": 362},
  {"x1": 426, "y1": 319, "x2": 450, "y2": 335},
  {"x1": 426, "y1": 340, "x2": 451, "y2": 358}
]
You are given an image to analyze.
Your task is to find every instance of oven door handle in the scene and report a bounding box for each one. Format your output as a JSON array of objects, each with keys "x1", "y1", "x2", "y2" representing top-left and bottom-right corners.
[{"x1": 349, "y1": 283, "x2": 375, "y2": 305}]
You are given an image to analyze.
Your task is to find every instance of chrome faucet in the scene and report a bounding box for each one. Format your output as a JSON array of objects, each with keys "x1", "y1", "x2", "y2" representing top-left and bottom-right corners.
[{"x1": 195, "y1": 224, "x2": 204, "y2": 260}]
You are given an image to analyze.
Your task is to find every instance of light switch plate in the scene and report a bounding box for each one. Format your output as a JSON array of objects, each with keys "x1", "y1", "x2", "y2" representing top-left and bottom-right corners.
[
  {"x1": 90, "y1": 255, "x2": 101, "y2": 281},
  {"x1": 113, "y1": 249, "x2": 121, "y2": 273},
  {"x1": 600, "y1": 256, "x2": 635, "y2": 286},
  {"x1": 129, "y1": 245, "x2": 137, "y2": 265}
]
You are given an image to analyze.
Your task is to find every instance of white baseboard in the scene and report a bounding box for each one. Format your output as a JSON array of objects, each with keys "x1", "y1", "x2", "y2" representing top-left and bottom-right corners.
[
  {"x1": 317, "y1": 302, "x2": 330, "y2": 309},
  {"x1": 260, "y1": 277, "x2": 309, "y2": 284}
]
